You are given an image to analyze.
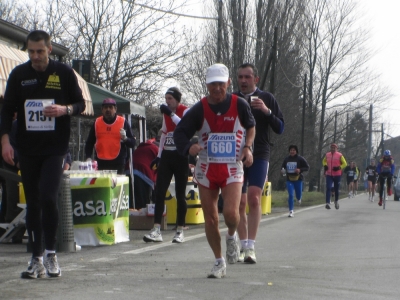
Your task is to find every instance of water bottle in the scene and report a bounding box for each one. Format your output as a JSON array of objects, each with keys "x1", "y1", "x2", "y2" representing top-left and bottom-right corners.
[{"x1": 282, "y1": 168, "x2": 286, "y2": 176}]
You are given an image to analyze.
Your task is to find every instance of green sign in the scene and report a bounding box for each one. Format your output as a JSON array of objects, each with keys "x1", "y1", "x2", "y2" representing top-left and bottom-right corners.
[{"x1": 71, "y1": 176, "x2": 130, "y2": 245}]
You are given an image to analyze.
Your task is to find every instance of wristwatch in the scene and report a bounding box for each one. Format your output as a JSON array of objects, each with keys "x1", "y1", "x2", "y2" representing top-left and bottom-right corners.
[
  {"x1": 243, "y1": 145, "x2": 253, "y2": 152},
  {"x1": 66, "y1": 106, "x2": 72, "y2": 116}
]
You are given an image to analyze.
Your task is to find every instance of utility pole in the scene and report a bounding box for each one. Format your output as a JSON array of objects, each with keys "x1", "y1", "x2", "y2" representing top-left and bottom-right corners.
[
  {"x1": 345, "y1": 113, "x2": 349, "y2": 152},
  {"x1": 216, "y1": 0, "x2": 223, "y2": 62},
  {"x1": 381, "y1": 123, "x2": 384, "y2": 156},
  {"x1": 334, "y1": 111, "x2": 337, "y2": 143},
  {"x1": 367, "y1": 104, "x2": 372, "y2": 166},
  {"x1": 301, "y1": 74, "x2": 307, "y2": 155}
]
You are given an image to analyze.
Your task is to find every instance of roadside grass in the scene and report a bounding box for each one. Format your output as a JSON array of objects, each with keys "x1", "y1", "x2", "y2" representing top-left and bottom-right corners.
[{"x1": 271, "y1": 190, "x2": 349, "y2": 208}]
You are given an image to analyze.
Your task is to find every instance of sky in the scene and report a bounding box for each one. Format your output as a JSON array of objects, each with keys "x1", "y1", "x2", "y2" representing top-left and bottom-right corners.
[{"x1": 361, "y1": 0, "x2": 400, "y2": 138}]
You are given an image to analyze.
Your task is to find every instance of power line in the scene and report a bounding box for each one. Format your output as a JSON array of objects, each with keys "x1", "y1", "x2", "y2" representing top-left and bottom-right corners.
[
  {"x1": 277, "y1": 58, "x2": 303, "y2": 88},
  {"x1": 127, "y1": 1, "x2": 272, "y2": 47},
  {"x1": 124, "y1": 1, "x2": 218, "y2": 20}
]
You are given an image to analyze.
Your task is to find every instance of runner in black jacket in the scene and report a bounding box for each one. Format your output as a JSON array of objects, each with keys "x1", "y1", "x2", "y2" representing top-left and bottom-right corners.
[
  {"x1": 280, "y1": 145, "x2": 309, "y2": 217},
  {"x1": 1, "y1": 30, "x2": 85, "y2": 279}
]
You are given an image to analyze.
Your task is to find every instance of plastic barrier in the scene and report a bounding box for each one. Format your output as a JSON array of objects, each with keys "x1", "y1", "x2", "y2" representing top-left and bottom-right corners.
[
  {"x1": 165, "y1": 181, "x2": 204, "y2": 225},
  {"x1": 18, "y1": 171, "x2": 26, "y2": 204}
]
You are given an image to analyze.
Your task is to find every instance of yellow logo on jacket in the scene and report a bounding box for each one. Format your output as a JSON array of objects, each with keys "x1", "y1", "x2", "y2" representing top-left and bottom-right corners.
[{"x1": 45, "y1": 73, "x2": 61, "y2": 90}]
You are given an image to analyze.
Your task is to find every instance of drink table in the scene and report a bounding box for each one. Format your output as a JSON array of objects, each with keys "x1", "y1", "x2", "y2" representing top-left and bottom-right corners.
[{"x1": 69, "y1": 174, "x2": 130, "y2": 246}]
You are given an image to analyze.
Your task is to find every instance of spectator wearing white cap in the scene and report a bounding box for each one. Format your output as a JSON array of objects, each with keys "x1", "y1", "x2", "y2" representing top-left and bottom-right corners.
[
  {"x1": 85, "y1": 98, "x2": 136, "y2": 174},
  {"x1": 174, "y1": 63, "x2": 256, "y2": 278}
]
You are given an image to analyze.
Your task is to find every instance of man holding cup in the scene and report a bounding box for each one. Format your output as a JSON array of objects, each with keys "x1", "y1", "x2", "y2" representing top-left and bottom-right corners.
[
  {"x1": 85, "y1": 98, "x2": 136, "y2": 174},
  {"x1": 233, "y1": 63, "x2": 284, "y2": 263}
]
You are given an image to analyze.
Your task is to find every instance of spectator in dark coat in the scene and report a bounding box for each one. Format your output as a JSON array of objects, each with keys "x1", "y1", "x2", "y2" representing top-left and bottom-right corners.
[{"x1": 133, "y1": 139, "x2": 159, "y2": 209}]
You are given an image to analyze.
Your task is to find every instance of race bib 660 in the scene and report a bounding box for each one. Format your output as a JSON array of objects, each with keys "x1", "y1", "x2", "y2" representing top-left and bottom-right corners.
[{"x1": 207, "y1": 133, "x2": 236, "y2": 163}]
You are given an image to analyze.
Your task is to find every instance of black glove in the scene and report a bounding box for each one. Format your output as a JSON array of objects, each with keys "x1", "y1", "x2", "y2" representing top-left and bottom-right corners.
[
  {"x1": 150, "y1": 157, "x2": 161, "y2": 170},
  {"x1": 160, "y1": 104, "x2": 172, "y2": 116},
  {"x1": 332, "y1": 166, "x2": 341, "y2": 171},
  {"x1": 324, "y1": 165, "x2": 328, "y2": 171}
]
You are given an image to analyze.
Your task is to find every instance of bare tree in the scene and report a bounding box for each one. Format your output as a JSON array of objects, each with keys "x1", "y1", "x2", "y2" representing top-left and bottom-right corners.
[
  {"x1": 178, "y1": 0, "x2": 306, "y2": 187},
  {"x1": 28, "y1": 0, "x2": 194, "y2": 108},
  {"x1": 2, "y1": 0, "x2": 196, "y2": 109},
  {"x1": 0, "y1": 0, "x2": 41, "y2": 29},
  {"x1": 302, "y1": 0, "x2": 391, "y2": 190}
]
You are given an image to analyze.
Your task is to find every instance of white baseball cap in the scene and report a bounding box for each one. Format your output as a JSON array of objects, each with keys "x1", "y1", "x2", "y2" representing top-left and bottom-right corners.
[{"x1": 206, "y1": 63, "x2": 229, "y2": 84}]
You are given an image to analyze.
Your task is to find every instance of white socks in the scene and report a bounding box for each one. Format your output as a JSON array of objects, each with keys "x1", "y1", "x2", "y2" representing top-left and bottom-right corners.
[
  {"x1": 44, "y1": 249, "x2": 56, "y2": 257},
  {"x1": 247, "y1": 239, "x2": 255, "y2": 250}
]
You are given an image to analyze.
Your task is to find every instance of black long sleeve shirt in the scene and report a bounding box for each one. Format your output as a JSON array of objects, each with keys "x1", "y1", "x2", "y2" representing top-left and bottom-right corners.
[
  {"x1": 1, "y1": 59, "x2": 86, "y2": 156},
  {"x1": 233, "y1": 88, "x2": 284, "y2": 161}
]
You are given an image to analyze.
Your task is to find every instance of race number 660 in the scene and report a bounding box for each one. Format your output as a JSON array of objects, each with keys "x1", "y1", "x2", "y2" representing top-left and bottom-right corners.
[{"x1": 210, "y1": 141, "x2": 234, "y2": 154}]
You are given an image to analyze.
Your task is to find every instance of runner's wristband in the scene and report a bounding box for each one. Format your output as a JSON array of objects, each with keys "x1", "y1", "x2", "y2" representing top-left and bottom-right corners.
[{"x1": 243, "y1": 145, "x2": 253, "y2": 152}]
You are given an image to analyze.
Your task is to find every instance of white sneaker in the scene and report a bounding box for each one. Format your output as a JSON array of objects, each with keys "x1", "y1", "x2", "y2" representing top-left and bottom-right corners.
[
  {"x1": 335, "y1": 201, "x2": 339, "y2": 210},
  {"x1": 298, "y1": 199, "x2": 302, "y2": 205},
  {"x1": 226, "y1": 235, "x2": 240, "y2": 264},
  {"x1": 244, "y1": 248, "x2": 257, "y2": 264},
  {"x1": 44, "y1": 253, "x2": 61, "y2": 277},
  {"x1": 238, "y1": 249, "x2": 245, "y2": 262},
  {"x1": 371, "y1": 195, "x2": 375, "y2": 202},
  {"x1": 21, "y1": 257, "x2": 46, "y2": 279},
  {"x1": 143, "y1": 227, "x2": 163, "y2": 242},
  {"x1": 288, "y1": 211, "x2": 294, "y2": 218},
  {"x1": 348, "y1": 192, "x2": 352, "y2": 198},
  {"x1": 172, "y1": 231, "x2": 184, "y2": 243},
  {"x1": 207, "y1": 260, "x2": 226, "y2": 278}
]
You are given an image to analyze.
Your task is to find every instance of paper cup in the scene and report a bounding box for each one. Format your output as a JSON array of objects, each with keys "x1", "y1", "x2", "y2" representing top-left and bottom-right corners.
[{"x1": 42, "y1": 100, "x2": 53, "y2": 108}]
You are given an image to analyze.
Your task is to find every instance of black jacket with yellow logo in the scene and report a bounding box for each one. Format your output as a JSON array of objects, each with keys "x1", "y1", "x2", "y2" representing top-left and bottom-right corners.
[{"x1": 1, "y1": 59, "x2": 86, "y2": 156}]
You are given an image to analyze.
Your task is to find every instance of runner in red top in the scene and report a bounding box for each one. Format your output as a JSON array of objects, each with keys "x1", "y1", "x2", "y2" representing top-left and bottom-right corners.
[
  {"x1": 143, "y1": 87, "x2": 190, "y2": 244},
  {"x1": 174, "y1": 64, "x2": 255, "y2": 279}
]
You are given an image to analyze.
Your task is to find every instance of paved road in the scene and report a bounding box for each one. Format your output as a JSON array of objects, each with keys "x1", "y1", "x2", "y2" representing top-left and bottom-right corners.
[{"x1": 1, "y1": 193, "x2": 400, "y2": 300}]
